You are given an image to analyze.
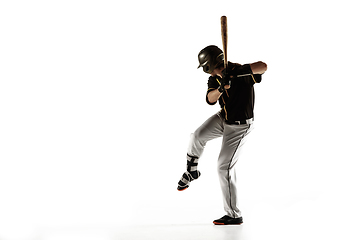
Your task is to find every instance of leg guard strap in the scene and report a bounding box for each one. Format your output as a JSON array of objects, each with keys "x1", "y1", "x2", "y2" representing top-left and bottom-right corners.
[
  {"x1": 187, "y1": 154, "x2": 199, "y2": 172},
  {"x1": 177, "y1": 170, "x2": 201, "y2": 191}
]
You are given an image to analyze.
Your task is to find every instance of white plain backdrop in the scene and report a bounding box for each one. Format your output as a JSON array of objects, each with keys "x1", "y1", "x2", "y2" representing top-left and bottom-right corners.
[{"x1": 1, "y1": 0, "x2": 359, "y2": 239}]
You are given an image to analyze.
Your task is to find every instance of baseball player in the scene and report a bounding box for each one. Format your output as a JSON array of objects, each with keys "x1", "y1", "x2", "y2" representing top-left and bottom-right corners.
[{"x1": 177, "y1": 45, "x2": 267, "y2": 225}]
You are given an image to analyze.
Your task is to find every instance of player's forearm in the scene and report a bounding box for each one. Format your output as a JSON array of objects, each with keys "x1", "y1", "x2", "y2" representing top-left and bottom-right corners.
[{"x1": 207, "y1": 90, "x2": 222, "y2": 104}]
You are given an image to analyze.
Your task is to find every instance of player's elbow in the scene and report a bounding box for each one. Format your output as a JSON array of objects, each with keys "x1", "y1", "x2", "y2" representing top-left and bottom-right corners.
[
  {"x1": 206, "y1": 91, "x2": 219, "y2": 105},
  {"x1": 260, "y1": 61, "x2": 267, "y2": 72},
  {"x1": 251, "y1": 61, "x2": 267, "y2": 74},
  {"x1": 206, "y1": 96, "x2": 217, "y2": 105}
]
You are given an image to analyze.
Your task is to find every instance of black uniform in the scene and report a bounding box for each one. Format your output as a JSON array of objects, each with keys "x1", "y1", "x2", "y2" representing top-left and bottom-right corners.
[{"x1": 206, "y1": 62, "x2": 262, "y2": 122}]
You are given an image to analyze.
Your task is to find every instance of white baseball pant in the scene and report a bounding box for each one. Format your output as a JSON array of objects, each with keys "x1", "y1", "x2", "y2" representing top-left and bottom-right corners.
[{"x1": 187, "y1": 113, "x2": 253, "y2": 218}]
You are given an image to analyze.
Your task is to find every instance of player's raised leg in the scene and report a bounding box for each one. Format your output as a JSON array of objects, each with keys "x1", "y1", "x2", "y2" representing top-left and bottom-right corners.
[{"x1": 177, "y1": 113, "x2": 224, "y2": 191}]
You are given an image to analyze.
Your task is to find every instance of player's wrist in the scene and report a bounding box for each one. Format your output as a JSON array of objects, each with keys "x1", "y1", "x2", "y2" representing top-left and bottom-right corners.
[{"x1": 217, "y1": 86, "x2": 224, "y2": 93}]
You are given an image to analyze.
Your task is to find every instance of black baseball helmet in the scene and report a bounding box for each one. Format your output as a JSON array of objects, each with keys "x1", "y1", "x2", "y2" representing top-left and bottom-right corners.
[{"x1": 197, "y1": 45, "x2": 224, "y2": 74}]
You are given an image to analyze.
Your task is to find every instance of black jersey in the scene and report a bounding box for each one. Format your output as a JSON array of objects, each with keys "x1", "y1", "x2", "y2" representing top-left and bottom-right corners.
[{"x1": 206, "y1": 62, "x2": 262, "y2": 122}]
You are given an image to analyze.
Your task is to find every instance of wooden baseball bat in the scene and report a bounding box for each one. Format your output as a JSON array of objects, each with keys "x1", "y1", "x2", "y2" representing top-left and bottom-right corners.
[{"x1": 220, "y1": 16, "x2": 228, "y2": 70}]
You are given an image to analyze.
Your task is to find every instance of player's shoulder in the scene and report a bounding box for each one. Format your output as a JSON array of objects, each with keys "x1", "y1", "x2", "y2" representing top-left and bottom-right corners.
[
  {"x1": 207, "y1": 75, "x2": 221, "y2": 88},
  {"x1": 208, "y1": 75, "x2": 218, "y2": 82},
  {"x1": 228, "y1": 62, "x2": 245, "y2": 74},
  {"x1": 228, "y1": 61, "x2": 242, "y2": 69}
]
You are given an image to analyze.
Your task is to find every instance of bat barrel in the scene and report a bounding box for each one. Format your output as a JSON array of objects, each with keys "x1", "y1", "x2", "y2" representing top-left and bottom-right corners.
[{"x1": 220, "y1": 16, "x2": 228, "y2": 70}]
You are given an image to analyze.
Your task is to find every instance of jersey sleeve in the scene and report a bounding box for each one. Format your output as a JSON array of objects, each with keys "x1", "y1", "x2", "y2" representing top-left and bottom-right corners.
[
  {"x1": 231, "y1": 63, "x2": 262, "y2": 84},
  {"x1": 253, "y1": 74, "x2": 262, "y2": 83},
  {"x1": 235, "y1": 64, "x2": 253, "y2": 75},
  {"x1": 206, "y1": 76, "x2": 220, "y2": 105}
]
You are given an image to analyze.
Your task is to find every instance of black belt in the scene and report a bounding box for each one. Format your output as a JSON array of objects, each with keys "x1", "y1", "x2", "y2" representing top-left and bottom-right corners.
[{"x1": 225, "y1": 118, "x2": 253, "y2": 125}]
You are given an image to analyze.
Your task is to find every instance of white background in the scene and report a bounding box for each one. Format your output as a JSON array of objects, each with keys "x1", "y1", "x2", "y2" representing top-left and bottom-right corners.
[{"x1": 1, "y1": 0, "x2": 359, "y2": 239}]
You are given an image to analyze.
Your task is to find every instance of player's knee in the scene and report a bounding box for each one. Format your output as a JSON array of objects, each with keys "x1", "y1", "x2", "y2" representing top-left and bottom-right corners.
[
  {"x1": 217, "y1": 162, "x2": 229, "y2": 173},
  {"x1": 193, "y1": 129, "x2": 201, "y2": 140},
  {"x1": 192, "y1": 128, "x2": 207, "y2": 144},
  {"x1": 217, "y1": 168, "x2": 226, "y2": 176}
]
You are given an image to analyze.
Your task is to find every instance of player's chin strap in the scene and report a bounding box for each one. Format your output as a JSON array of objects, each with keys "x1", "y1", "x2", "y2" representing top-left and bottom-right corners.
[{"x1": 177, "y1": 154, "x2": 201, "y2": 191}]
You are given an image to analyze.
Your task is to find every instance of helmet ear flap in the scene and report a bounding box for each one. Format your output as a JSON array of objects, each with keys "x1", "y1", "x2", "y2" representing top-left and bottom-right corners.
[
  {"x1": 203, "y1": 65, "x2": 210, "y2": 73},
  {"x1": 216, "y1": 53, "x2": 224, "y2": 63},
  {"x1": 213, "y1": 53, "x2": 224, "y2": 71}
]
